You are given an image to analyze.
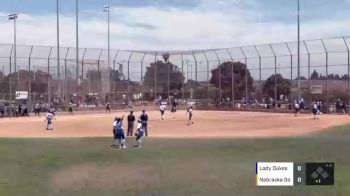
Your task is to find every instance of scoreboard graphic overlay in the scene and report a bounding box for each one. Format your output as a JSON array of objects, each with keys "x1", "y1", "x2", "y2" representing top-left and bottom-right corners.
[{"x1": 256, "y1": 162, "x2": 334, "y2": 186}]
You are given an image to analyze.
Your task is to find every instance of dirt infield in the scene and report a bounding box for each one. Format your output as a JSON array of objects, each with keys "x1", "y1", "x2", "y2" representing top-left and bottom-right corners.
[{"x1": 0, "y1": 110, "x2": 349, "y2": 139}]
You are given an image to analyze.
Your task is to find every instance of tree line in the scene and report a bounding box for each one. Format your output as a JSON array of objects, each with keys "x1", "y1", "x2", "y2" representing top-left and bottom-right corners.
[{"x1": 0, "y1": 57, "x2": 348, "y2": 100}]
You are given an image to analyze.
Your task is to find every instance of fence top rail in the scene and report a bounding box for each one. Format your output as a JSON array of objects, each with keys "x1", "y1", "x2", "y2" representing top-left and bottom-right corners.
[{"x1": 0, "y1": 35, "x2": 349, "y2": 58}]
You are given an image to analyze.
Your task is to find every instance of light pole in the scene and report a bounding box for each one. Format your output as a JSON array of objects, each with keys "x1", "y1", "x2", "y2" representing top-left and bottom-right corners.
[
  {"x1": 1, "y1": 65, "x2": 4, "y2": 80},
  {"x1": 56, "y1": 0, "x2": 61, "y2": 98},
  {"x1": 8, "y1": 13, "x2": 18, "y2": 100},
  {"x1": 103, "y1": 4, "x2": 111, "y2": 70},
  {"x1": 75, "y1": 0, "x2": 79, "y2": 87},
  {"x1": 297, "y1": 0, "x2": 301, "y2": 100},
  {"x1": 88, "y1": 68, "x2": 91, "y2": 94}
]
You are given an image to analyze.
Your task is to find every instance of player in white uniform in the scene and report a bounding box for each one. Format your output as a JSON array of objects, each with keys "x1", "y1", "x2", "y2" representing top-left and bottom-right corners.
[
  {"x1": 159, "y1": 104, "x2": 166, "y2": 120},
  {"x1": 187, "y1": 106, "x2": 194, "y2": 125},
  {"x1": 312, "y1": 102, "x2": 320, "y2": 120},
  {"x1": 135, "y1": 118, "x2": 144, "y2": 147},
  {"x1": 114, "y1": 116, "x2": 126, "y2": 149},
  {"x1": 45, "y1": 111, "x2": 55, "y2": 130},
  {"x1": 294, "y1": 100, "x2": 300, "y2": 117}
]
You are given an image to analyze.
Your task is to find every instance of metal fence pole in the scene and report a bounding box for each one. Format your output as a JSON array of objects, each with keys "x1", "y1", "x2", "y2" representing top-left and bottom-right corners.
[
  {"x1": 141, "y1": 53, "x2": 146, "y2": 82},
  {"x1": 303, "y1": 41, "x2": 311, "y2": 106},
  {"x1": 56, "y1": 0, "x2": 61, "y2": 100},
  {"x1": 254, "y1": 46, "x2": 262, "y2": 102},
  {"x1": 112, "y1": 51, "x2": 119, "y2": 101},
  {"x1": 141, "y1": 53, "x2": 146, "y2": 104},
  {"x1": 226, "y1": 48, "x2": 235, "y2": 108},
  {"x1": 28, "y1": 46, "x2": 33, "y2": 71},
  {"x1": 48, "y1": 47, "x2": 53, "y2": 105},
  {"x1": 343, "y1": 37, "x2": 350, "y2": 115},
  {"x1": 64, "y1": 48, "x2": 70, "y2": 104},
  {"x1": 270, "y1": 44, "x2": 277, "y2": 108},
  {"x1": 81, "y1": 48, "x2": 87, "y2": 79},
  {"x1": 28, "y1": 46, "x2": 33, "y2": 104},
  {"x1": 75, "y1": 0, "x2": 79, "y2": 88},
  {"x1": 240, "y1": 47, "x2": 248, "y2": 101},
  {"x1": 9, "y1": 45, "x2": 13, "y2": 100},
  {"x1": 285, "y1": 43, "x2": 293, "y2": 103},
  {"x1": 180, "y1": 54, "x2": 185, "y2": 101},
  {"x1": 127, "y1": 52, "x2": 133, "y2": 103},
  {"x1": 64, "y1": 48, "x2": 69, "y2": 79},
  {"x1": 97, "y1": 49, "x2": 103, "y2": 94},
  {"x1": 192, "y1": 52, "x2": 198, "y2": 99},
  {"x1": 321, "y1": 40, "x2": 329, "y2": 113},
  {"x1": 113, "y1": 50, "x2": 119, "y2": 71},
  {"x1": 213, "y1": 50, "x2": 221, "y2": 103},
  {"x1": 203, "y1": 51, "x2": 210, "y2": 99},
  {"x1": 168, "y1": 53, "x2": 171, "y2": 100},
  {"x1": 154, "y1": 52, "x2": 157, "y2": 101},
  {"x1": 97, "y1": 49, "x2": 103, "y2": 72}
]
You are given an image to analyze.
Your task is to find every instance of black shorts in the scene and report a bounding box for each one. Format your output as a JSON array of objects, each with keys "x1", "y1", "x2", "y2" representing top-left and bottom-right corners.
[{"x1": 160, "y1": 110, "x2": 164, "y2": 115}]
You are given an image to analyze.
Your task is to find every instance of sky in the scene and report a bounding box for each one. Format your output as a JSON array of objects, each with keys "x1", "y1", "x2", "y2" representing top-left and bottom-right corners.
[{"x1": 0, "y1": 0, "x2": 350, "y2": 51}]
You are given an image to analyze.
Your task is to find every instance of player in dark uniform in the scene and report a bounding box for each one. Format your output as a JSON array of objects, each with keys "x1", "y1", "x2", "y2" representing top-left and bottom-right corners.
[
  {"x1": 140, "y1": 110, "x2": 149, "y2": 136},
  {"x1": 17, "y1": 105, "x2": 22, "y2": 117},
  {"x1": 127, "y1": 111, "x2": 135, "y2": 136},
  {"x1": 68, "y1": 102, "x2": 73, "y2": 115},
  {"x1": 34, "y1": 103, "x2": 41, "y2": 116},
  {"x1": 341, "y1": 100, "x2": 347, "y2": 114},
  {"x1": 105, "y1": 102, "x2": 111, "y2": 113},
  {"x1": 171, "y1": 100, "x2": 177, "y2": 113},
  {"x1": 0, "y1": 104, "x2": 4, "y2": 118},
  {"x1": 22, "y1": 105, "x2": 29, "y2": 116},
  {"x1": 187, "y1": 106, "x2": 194, "y2": 125}
]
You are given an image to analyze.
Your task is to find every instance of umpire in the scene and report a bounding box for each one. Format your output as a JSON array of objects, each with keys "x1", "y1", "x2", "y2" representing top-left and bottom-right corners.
[{"x1": 127, "y1": 111, "x2": 135, "y2": 136}]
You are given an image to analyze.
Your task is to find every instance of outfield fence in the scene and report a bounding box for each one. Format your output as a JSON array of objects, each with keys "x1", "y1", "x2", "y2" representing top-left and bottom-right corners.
[{"x1": 0, "y1": 36, "x2": 349, "y2": 114}]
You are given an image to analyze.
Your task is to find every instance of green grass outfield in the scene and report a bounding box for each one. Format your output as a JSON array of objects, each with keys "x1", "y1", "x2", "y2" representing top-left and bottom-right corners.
[{"x1": 0, "y1": 126, "x2": 349, "y2": 196}]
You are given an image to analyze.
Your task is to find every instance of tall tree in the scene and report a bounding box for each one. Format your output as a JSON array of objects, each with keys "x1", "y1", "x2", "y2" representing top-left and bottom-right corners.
[
  {"x1": 0, "y1": 70, "x2": 51, "y2": 95},
  {"x1": 334, "y1": 74, "x2": 340, "y2": 80},
  {"x1": 144, "y1": 60, "x2": 184, "y2": 97},
  {"x1": 310, "y1": 70, "x2": 319, "y2": 79},
  {"x1": 184, "y1": 79, "x2": 200, "y2": 91},
  {"x1": 0, "y1": 71, "x2": 4, "y2": 80},
  {"x1": 110, "y1": 69, "x2": 129, "y2": 93},
  {"x1": 210, "y1": 61, "x2": 253, "y2": 99},
  {"x1": 341, "y1": 74, "x2": 349, "y2": 80},
  {"x1": 79, "y1": 70, "x2": 102, "y2": 93},
  {"x1": 263, "y1": 74, "x2": 291, "y2": 98},
  {"x1": 31, "y1": 70, "x2": 51, "y2": 94},
  {"x1": 328, "y1": 74, "x2": 335, "y2": 79}
]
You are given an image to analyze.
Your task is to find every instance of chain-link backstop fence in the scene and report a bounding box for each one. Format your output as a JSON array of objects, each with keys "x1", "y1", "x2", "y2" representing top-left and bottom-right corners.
[{"x1": 0, "y1": 36, "x2": 349, "y2": 113}]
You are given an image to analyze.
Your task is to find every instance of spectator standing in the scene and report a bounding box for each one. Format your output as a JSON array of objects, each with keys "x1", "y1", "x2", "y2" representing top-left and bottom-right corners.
[
  {"x1": 140, "y1": 110, "x2": 149, "y2": 136},
  {"x1": 127, "y1": 111, "x2": 135, "y2": 136}
]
